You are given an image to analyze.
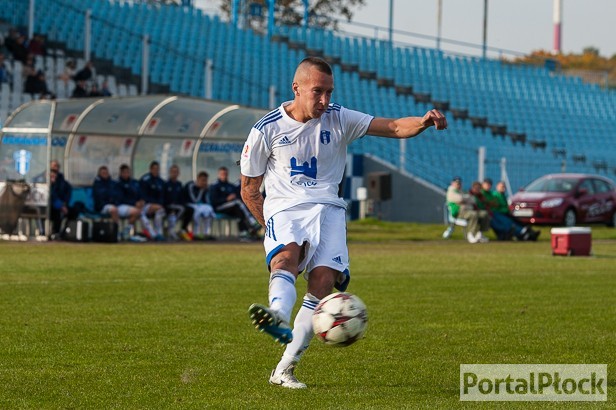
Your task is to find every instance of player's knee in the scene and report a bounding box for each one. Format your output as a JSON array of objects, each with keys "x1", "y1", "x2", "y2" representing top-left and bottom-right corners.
[
  {"x1": 269, "y1": 255, "x2": 298, "y2": 274},
  {"x1": 308, "y1": 269, "x2": 337, "y2": 299}
]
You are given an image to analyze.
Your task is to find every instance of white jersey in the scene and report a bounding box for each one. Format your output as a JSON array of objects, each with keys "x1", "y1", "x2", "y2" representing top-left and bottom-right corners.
[{"x1": 241, "y1": 101, "x2": 373, "y2": 221}]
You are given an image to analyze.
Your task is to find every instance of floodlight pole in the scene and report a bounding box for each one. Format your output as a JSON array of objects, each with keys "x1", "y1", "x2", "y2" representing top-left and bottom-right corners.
[
  {"x1": 28, "y1": 0, "x2": 35, "y2": 40},
  {"x1": 478, "y1": 146, "x2": 486, "y2": 182},
  {"x1": 204, "y1": 59, "x2": 213, "y2": 99},
  {"x1": 84, "y1": 9, "x2": 92, "y2": 62},
  {"x1": 388, "y1": 0, "x2": 394, "y2": 44},
  {"x1": 141, "y1": 34, "x2": 149, "y2": 95},
  {"x1": 268, "y1": 85, "x2": 276, "y2": 109},
  {"x1": 436, "y1": 0, "x2": 442, "y2": 50},
  {"x1": 482, "y1": 0, "x2": 488, "y2": 59},
  {"x1": 399, "y1": 139, "x2": 405, "y2": 171}
]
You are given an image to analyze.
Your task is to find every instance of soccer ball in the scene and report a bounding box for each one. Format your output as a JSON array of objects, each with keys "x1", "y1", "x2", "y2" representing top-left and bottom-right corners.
[{"x1": 312, "y1": 292, "x2": 368, "y2": 346}]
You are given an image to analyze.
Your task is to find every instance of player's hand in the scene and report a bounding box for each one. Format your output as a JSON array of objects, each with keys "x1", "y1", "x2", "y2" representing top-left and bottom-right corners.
[{"x1": 421, "y1": 109, "x2": 447, "y2": 130}]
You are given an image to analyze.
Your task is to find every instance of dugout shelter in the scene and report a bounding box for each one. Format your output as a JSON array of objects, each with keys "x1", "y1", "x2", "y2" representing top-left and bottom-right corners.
[{"x1": 0, "y1": 95, "x2": 266, "y2": 237}]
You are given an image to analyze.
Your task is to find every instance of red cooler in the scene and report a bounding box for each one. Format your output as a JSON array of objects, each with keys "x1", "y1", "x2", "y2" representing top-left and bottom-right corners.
[{"x1": 551, "y1": 227, "x2": 592, "y2": 256}]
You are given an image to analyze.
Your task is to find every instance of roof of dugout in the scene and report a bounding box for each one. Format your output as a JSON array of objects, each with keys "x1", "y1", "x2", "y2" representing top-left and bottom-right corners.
[
  {"x1": 3, "y1": 95, "x2": 266, "y2": 140},
  {"x1": 0, "y1": 96, "x2": 267, "y2": 186}
]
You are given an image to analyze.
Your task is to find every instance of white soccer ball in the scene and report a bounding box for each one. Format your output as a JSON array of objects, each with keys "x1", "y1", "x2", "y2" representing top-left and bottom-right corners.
[{"x1": 312, "y1": 292, "x2": 368, "y2": 346}]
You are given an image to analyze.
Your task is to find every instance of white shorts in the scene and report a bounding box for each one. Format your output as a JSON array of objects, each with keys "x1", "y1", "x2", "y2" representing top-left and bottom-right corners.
[
  {"x1": 117, "y1": 204, "x2": 135, "y2": 218},
  {"x1": 100, "y1": 204, "x2": 115, "y2": 215},
  {"x1": 264, "y1": 203, "x2": 349, "y2": 277},
  {"x1": 101, "y1": 204, "x2": 134, "y2": 218}
]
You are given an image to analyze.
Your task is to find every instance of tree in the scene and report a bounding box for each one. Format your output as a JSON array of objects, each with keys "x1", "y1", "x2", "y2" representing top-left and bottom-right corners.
[
  {"x1": 219, "y1": 0, "x2": 366, "y2": 32},
  {"x1": 513, "y1": 48, "x2": 616, "y2": 89}
]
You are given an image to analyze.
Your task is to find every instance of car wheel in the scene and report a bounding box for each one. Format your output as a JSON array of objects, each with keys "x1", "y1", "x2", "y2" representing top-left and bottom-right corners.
[{"x1": 564, "y1": 209, "x2": 577, "y2": 227}]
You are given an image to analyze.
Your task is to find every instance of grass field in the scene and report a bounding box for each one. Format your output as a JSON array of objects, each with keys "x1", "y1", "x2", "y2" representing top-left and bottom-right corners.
[{"x1": 1, "y1": 221, "x2": 615, "y2": 409}]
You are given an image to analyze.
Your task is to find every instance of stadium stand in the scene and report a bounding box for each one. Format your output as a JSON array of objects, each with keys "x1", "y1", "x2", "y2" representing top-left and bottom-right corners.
[{"x1": 1, "y1": 0, "x2": 615, "y2": 192}]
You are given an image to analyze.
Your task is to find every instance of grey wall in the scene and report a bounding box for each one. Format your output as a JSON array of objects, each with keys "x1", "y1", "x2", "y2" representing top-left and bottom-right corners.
[{"x1": 362, "y1": 156, "x2": 446, "y2": 223}]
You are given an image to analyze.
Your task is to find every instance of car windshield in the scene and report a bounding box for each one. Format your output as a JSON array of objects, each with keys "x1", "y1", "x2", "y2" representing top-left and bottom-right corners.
[{"x1": 524, "y1": 177, "x2": 578, "y2": 193}]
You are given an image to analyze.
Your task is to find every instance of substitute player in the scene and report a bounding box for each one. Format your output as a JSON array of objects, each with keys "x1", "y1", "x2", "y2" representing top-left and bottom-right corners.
[{"x1": 240, "y1": 57, "x2": 447, "y2": 389}]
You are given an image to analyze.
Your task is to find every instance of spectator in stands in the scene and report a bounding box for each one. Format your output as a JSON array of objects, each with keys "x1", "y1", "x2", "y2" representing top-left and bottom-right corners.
[
  {"x1": 446, "y1": 176, "x2": 490, "y2": 243},
  {"x1": 163, "y1": 164, "x2": 185, "y2": 241},
  {"x1": 210, "y1": 166, "x2": 260, "y2": 239},
  {"x1": 25, "y1": 69, "x2": 53, "y2": 99},
  {"x1": 100, "y1": 80, "x2": 112, "y2": 96},
  {"x1": 22, "y1": 54, "x2": 36, "y2": 84},
  {"x1": 89, "y1": 82, "x2": 103, "y2": 97},
  {"x1": 184, "y1": 171, "x2": 216, "y2": 241},
  {"x1": 71, "y1": 80, "x2": 88, "y2": 98},
  {"x1": 3, "y1": 28, "x2": 20, "y2": 58},
  {"x1": 116, "y1": 164, "x2": 147, "y2": 241},
  {"x1": 27, "y1": 34, "x2": 46, "y2": 57},
  {"x1": 0, "y1": 53, "x2": 12, "y2": 87},
  {"x1": 139, "y1": 161, "x2": 166, "y2": 241},
  {"x1": 49, "y1": 168, "x2": 73, "y2": 238},
  {"x1": 74, "y1": 61, "x2": 94, "y2": 82},
  {"x1": 58, "y1": 59, "x2": 76, "y2": 87},
  {"x1": 6, "y1": 30, "x2": 28, "y2": 63}
]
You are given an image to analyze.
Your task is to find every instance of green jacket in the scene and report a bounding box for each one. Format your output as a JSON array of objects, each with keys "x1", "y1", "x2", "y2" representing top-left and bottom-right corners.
[
  {"x1": 446, "y1": 186, "x2": 462, "y2": 217},
  {"x1": 493, "y1": 191, "x2": 509, "y2": 214}
]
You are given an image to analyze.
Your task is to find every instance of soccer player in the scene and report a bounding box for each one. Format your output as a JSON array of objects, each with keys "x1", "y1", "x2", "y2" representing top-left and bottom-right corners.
[
  {"x1": 139, "y1": 161, "x2": 166, "y2": 241},
  {"x1": 240, "y1": 57, "x2": 447, "y2": 389},
  {"x1": 184, "y1": 171, "x2": 216, "y2": 240},
  {"x1": 163, "y1": 164, "x2": 185, "y2": 241},
  {"x1": 116, "y1": 164, "x2": 146, "y2": 241},
  {"x1": 209, "y1": 166, "x2": 260, "y2": 239}
]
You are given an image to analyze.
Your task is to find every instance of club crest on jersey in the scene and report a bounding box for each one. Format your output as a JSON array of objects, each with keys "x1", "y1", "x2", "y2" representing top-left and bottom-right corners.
[
  {"x1": 290, "y1": 157, "x2": 317, "y2": 179},
  {"x1": 320, "y1": 130, "x2": 331, "y2": 145}
]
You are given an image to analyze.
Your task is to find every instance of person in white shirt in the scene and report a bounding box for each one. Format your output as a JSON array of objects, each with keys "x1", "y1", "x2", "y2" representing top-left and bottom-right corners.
[{"x1": 240, "y1": 57, "x2": 447, "y2": 389}]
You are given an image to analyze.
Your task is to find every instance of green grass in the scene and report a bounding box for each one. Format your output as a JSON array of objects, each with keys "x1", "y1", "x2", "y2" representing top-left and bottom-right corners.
[{"x1": 0, "y1": 222, "x2": 615, "y2": 409}]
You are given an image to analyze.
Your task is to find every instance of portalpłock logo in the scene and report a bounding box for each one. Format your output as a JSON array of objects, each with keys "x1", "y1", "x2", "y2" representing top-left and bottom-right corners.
[{"x1": 460, "y1": 364, "x2": 607, "y2": 401}]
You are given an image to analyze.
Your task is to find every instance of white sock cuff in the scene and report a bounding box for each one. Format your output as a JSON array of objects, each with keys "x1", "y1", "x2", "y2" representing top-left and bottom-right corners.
[
  {"x1": 270, "y1": 269, "x2": 296, "y2": 285},
  {"x1": 301, "y1": 293, "x2": 320, "y2": 310}
]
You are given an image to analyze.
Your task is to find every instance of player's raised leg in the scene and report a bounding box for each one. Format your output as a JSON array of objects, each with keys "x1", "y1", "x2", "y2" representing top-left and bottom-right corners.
[{"x1": 249, "y1": 243, "x2": 301, "y2": 344}]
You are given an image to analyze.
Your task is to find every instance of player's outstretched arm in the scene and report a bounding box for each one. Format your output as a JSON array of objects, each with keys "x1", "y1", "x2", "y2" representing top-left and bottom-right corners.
[
  {"x1": 367, "y1": 109, "x2": 447, "y2": 139},
  {"x1": 240, "y1": 174, "x2": 265, "y2": 227}
]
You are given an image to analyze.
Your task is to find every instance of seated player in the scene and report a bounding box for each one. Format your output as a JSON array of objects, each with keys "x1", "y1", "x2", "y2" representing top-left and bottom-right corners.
[
  {"x1": 139, "y1": 161, "x2": 166, "y2": 241},
  {"x1": 163, "y1": 164, "x2": 185, "y2": 241},
  {"x1": 115, "y1": 164, "x2": 147, "y2": 241},
  {"x1": 209, "y1": 166, "x2": 261, "y2": 239},
  {"x1": 184, "y1": 171, "x2": 216, "y2": 240}
]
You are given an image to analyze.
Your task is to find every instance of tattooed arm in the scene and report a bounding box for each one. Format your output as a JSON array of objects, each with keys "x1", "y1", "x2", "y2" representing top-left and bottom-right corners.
[{"x1": 240, "y1": 174, "x2": 265, "y2": 227}]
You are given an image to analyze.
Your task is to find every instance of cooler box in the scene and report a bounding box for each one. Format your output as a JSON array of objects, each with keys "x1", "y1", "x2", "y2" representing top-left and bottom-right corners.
[{"x1": 551, "y1": 227, "x2": 592, "y2": 256}]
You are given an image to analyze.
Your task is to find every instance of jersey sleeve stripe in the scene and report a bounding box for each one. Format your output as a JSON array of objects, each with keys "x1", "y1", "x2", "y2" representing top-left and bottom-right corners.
[
  {"x1": 254, "y1": 108, "x2": 281, "y2": 129},
  {"x1": 255, "y1": 113, "x2": 283, "y2": 131}
]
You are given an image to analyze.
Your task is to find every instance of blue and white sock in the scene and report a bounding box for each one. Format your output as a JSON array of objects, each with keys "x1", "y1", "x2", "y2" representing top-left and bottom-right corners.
[
  {"x1": 167, "y1": 214, "x2": 177, "y2": 236},
  {"x1": 275, "y1": 293, "x2": 319, "y2": 373},
  {"x1": 141, "y1": 212, "x2": 154, "y2": 234},
  {"x1": 154, "y1": 208, "x2": 165, "y2": 236},
  {"x1": 269, "y1": 269, "x2": 297, "y2": 324}
]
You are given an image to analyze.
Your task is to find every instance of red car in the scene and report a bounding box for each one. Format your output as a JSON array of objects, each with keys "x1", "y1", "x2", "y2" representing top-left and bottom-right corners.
[{"x1": 509, "y1": 173, "x2": 616, "y2": 227}]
